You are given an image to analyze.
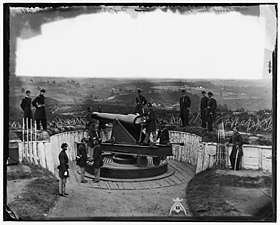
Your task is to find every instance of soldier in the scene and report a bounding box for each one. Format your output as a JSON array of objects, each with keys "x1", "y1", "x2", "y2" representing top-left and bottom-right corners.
[
  {"x1": 76, "y1": 138, "x2": 88, "y2": 183},
  {"x1": 206, "y1": 92, "x2": 217, "y2": 132},
  {"x1": 85, "y1": 106, "x2": 99, "y2": 157},
  {"x1": 200, "y1": 91, "x2": 208, "y2": 129},
  {"x1": 226, "y1": 126, "x2": 244, "y2": 170},
  {"x1": 97, "y1": 106, "x2": 109, "y2": 141},
  {"x1": 179, "y1": 90, "x2": 191, "y2": 127},
  {"x1": 143, "y1": 103, "x2": 157, "y2": 146},
  {"x1": 20, "y1": 90, "x2": 33, "y2": 129},
  {"x1": 91, "y1": 137, "x2": 103, "y2": 183},
  {"x1": 134, "y1": 89, "x2": 147, "y2": 115},
  {"x1": 32, "y1": 89, "x2": 47, "y2": 130},
  {"x1": 157, "y1": 120, "x2": 170, "y2": 145},
  {"x1": 58, "y1": 143, "x2": 69, "y2": 197}
]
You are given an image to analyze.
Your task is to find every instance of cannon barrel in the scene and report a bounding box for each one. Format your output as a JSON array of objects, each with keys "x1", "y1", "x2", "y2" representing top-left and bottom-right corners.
[
  {"x1": 91, "y1": 112, "x2": 144, "y2": 144},
  {"x1": 91, "y1": 112, "x2": 143, "y2": 126}
]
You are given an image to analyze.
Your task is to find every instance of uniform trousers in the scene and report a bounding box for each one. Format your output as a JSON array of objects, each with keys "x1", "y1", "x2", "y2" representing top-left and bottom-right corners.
[
  {"x1": 144, "y1": 131, "x2": 157, "y2": 145},
  {"x1": 59, "y1": 178, "x2": 67, "y2": 195},
  {"x1": 36, "y1": 118, "x2": 47, "y2": 130},
  {"x1": 79, "y1": 166, "x2": 86, "y2": 182}
]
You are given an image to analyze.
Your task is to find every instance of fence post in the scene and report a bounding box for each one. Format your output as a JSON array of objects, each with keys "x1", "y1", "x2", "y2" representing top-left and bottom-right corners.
[
  {"x1": 22, "y1": 118, "x2": 25, "y2": 161},
  {"x1": 27, "y1": 118, "x2": 31, "y2": 162}
]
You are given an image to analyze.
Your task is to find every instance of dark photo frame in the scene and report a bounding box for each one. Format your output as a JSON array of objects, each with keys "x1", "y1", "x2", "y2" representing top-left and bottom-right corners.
[{"x1": 3, "y1": 2, "x2": 277, "y2": 222}]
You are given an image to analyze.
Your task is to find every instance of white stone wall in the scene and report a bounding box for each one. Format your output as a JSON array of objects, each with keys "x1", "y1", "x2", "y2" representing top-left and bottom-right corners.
[
  {"x1": 168, "y1": 131, "x2": 272, "y2": 174},
  {"x1": 168, "y1": 131, "x2": 202, "y2": 166},
  {"x1": 17, "y1": 130, "x2": 88, "y2": 174},
  {"x1": 13, "y1": 129, "x2": 272, "y2": 175}
]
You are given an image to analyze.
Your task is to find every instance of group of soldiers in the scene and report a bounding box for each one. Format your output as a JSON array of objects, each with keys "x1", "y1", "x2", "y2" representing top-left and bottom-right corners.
[
  {"x1": 179, "y1": 90, "x2": 217, "y2": 132},
  {"x1": 199, "y1": 91, "x2": 217, "y2": 132},
  {"x1": 81, "y1": 88, "x2": 218, "y2": 147},
  {"x1": 135, "y1": 88, "x2": 217, "y2": 133},
  {"x1": 40, "y1": 87, "x2": 240, "y2": 197},
  {"x1": 20, "y1": 89, "x2": 47, "y2": 130},
  {"x1": 20, "y1": 88, "x2": 217, "y2": 133},
  {"x1": 58, "y1": 136, "x2": 103, "y2": 196},
  {"x1": 134, "y1": 89, "x2": 166, "y2": 146}
]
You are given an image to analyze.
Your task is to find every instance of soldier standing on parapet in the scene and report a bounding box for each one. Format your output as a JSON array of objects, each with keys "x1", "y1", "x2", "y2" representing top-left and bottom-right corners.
[
  {"x1": 134, "y1": 89, "x2": 147, "y2": 115},
  {"x1": 200, "y1": 91, "x2": 208, "y2": 129},
  {"x1": 179, "y1": 90, "x2": 191, "y2": 127},
  {"x1": 32, "y1": 89, "x2": 47, "y2": 130},
  {"x1": 206, "y1": 92, "x2": 217, "y2": 132},
  {"x1": 20, "y1": 90, "x2": 33, "y2": 129}
]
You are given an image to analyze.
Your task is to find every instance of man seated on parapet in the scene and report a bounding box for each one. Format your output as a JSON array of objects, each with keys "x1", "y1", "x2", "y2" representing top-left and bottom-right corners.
[
  {"x1": 142, "y1": 103, "x2": 157, "y2": 147},
  {"x1": 225, "y1": 126, "x2": 244, "y2": 171},
  {"x1": 157, "y1": 120, "x2": 170, "y2": 145}
]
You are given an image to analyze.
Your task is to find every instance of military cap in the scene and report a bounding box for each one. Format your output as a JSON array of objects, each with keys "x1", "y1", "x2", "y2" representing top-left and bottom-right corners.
[
  {"x1": 208, "y1": 92, "x2": 213, "y2": 96},
  {"x1": 61, "y1": 143, "x2": 68, "y2": 148},
  {"x1": 182, "y1": 90, "x2": 186, "y2": 93},
  {"x1": 201, "y1": 91, "x2": 206, "y2": 94},
  {"x1": 93, "y1": 136, "x2": 102, "y2": 143},
  {"x1": 40, "y1": 89, "x2": 46, "y2": 93},
  {"x1": 161, "y1": 120, "x2": 168, "y2": 125},
  {"x1": 81, "y1": 137, "x2": 88, "y2": 143},
  {"x1": 137, "y1": 89, "x2": 141, "y2": 93}
]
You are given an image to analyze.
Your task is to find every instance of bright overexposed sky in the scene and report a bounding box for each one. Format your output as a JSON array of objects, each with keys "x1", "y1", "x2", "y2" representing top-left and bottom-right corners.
[{"x1": 15, "y1": 6, "x2": 273, "y2": 79}]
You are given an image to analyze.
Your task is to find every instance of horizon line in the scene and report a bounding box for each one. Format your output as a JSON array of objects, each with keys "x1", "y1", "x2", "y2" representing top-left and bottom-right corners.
[{"x1": 15, "y1": 75, "x2": 271, "y2": 81}]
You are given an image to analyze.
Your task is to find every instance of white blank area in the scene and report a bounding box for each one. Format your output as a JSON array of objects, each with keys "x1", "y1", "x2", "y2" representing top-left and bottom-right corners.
[{"x1": 16, "y1": 9, "x2": 265, "y2": 79}]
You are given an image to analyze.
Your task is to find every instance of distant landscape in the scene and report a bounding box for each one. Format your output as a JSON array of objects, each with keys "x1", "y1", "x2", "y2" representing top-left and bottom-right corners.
[{"x1": 9, "y1": 76, "x2": 273, "y2": 136}]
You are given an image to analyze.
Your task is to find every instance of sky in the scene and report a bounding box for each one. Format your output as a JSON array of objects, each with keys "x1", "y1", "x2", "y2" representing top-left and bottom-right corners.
[{"x1": 14, "y1": 5, "x2": 275, "y2": 80}]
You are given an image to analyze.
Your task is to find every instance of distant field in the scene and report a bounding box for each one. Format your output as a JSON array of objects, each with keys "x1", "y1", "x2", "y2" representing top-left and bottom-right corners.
[{"x1": 9, "y1": 76, "x2": 273, "y2": 137}]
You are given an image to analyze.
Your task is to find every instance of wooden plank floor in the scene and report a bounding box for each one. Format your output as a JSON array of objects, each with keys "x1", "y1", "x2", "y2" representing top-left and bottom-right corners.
[{"x1": 71, "y1": 159, "x2": 195, "y2": 190}]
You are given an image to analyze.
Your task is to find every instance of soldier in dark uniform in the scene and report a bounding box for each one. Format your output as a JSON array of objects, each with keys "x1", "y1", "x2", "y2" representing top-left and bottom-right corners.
[
  {"x1": 226, "y1": 126, "x2": 244, "y2": 170},
  {"x1": 20, "y1": 90, "x2": 33, "y2": 129},
  {"x1": 91, "y1": 137, "x2": 103, "y2": 183},
  {"x1": 206, "y1": 92, "x2": 217, "y2": 132},
  {"x1": 85, "y1": 106, "x2": 99, "y2": 157},
  {"x1": 58, "y1": 143, "x2": 69, "y2": 196},
  {"x1": 134, "y1": 89, "x2": 147, "y2": 115},
  {"x1": 143, "y1": 103, "x2": 157, "y2": 146},
  {"x1": 32, "y1": 89, "x2": 47, "y2": 130},
  {"x1": 200, "y1": 91, "x2": 208, "y2": 128},
  {"x1": 180, "y1": 90, "x2": 191, "y2": 127},
  {"x1": 76, "y1": 138, "x2": 88, "y2": 183},
  {"x1": 157, "y1": 120, "x2": 170, "y2": 145}
]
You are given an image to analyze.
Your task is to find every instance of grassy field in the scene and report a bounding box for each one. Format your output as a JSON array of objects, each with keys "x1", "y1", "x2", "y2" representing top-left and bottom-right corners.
[
  {"x1": 186, "y1": 169, "x2": 273, "y2": 219},
  {"x1": 6, "y1": 163, "x2": 59, "y2": 220}
]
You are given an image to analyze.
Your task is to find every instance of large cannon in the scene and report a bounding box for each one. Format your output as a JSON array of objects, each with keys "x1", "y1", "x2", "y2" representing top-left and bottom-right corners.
[{"x1": 91, "y1": 112, "x2": 172, "y2": 167}]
